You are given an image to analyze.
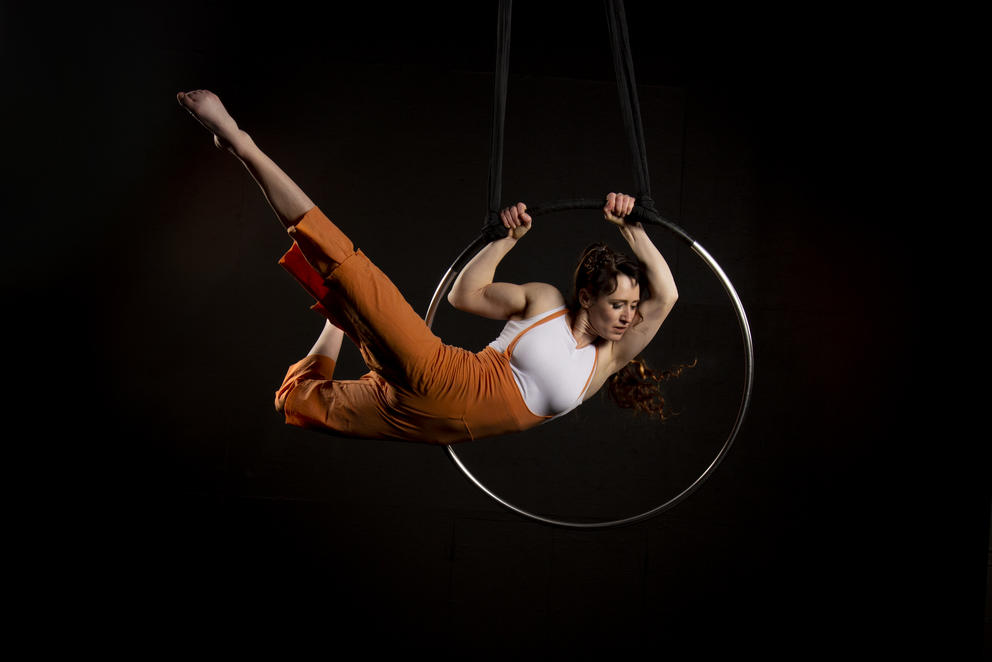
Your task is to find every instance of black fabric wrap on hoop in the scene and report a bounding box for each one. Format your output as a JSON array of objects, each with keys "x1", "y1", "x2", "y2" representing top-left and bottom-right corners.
[
  {"x1": 480, "y1": 0, "x2": 661, "y2": 243},
  {"x1": 484, "y1": 198, "x2": 694, "y2": 247}
]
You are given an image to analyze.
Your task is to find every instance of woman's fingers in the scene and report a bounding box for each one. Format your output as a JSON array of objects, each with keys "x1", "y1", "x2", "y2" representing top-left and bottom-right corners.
[
  {"x1": 517, "y1": 203, "x2": 531, "y2": 225},
  {"x1": 513, "y1": 202, "x2": 528, "y2": 225},
  {"x1": 501, "y1": 202, "x2": 530, "y2": 227},
  {"x1": 500, "y1": 202, "x2": 531, "y2": 238},
  {"x1": 604, "y1": 192, "x2": 636, "y2": 221},
  {"x1": 612, "y1": 193, "x2": 634, "y2": 216}
]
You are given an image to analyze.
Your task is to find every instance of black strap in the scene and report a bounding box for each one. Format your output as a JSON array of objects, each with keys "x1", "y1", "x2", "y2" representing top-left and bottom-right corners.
[
  {"x1": 481, "y1": 0, "x2": 658, "y2": 242},
  {"x1": 604, "y1": 0, "x2": 655, "y2": 213},
  {"x1": 481, "y1": 0, "x2": 514, "y2": 242}
]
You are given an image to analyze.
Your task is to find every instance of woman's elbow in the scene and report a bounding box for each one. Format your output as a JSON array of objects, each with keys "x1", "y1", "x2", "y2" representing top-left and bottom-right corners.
[
  {"x1": 652, "y1": 282, "x2": 677, "y2": 304},
  {"x1": 448, "y1": 284, "x2": 485, "y2": 312},
  {"x1": 447, "y1": 289, "x2": 466, "y2": 310},
  {"x1": 274, "y1": 387, "x2": 289, "y2": 414},
  {"x1": 656, "y1": 286, "x2": 677, "y2": 316}
]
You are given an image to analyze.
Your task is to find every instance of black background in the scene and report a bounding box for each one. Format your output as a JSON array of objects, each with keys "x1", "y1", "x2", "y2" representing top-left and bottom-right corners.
[{"x1": 4, "y1": 1, "x2": 985, "y2": 656}]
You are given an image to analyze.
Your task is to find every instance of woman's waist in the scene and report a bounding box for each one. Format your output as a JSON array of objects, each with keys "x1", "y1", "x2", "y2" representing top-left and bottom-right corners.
[
  {"x1": 395, "y1": 345, "x2": 547, "y2": 437},
  {"x1": 412, "y1": 344, "x2": 525, "y2": 404}
]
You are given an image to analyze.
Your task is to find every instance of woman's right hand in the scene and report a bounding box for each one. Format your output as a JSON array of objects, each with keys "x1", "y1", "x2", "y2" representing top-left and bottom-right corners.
[{"x1": 500, "y1": 202, "x2": 532, "y2": 240}]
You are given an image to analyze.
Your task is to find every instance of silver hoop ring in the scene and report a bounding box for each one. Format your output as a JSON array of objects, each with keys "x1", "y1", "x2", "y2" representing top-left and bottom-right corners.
[{"x1": 424, "y1": 199, "x2": 754, "y2": 529}]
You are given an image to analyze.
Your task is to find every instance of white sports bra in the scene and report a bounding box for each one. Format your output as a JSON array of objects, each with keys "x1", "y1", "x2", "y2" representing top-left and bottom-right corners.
[{"x1": 488, "y1": 306, "x2": 598, "y2": 419}]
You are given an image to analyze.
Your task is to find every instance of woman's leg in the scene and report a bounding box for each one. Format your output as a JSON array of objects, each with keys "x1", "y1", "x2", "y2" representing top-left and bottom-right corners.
[
  {"x1": 178, "y1": 89, "x2": 454, "y2": 441},
  {"x1": 177, "y1": 89, "x2": 314, "y2": 230},
  {"x1": 178, "y1": 89, "x2": 438, "y2": 390},
  {"x1": 309, "y1": 319, "x2": 344, "y2": 359},
  {"x1": 179, "y1": 89, "x2": 348, "y2": 361},
  {"x1": 274, "y1": 355, "x2": 403, "y2": 440}
]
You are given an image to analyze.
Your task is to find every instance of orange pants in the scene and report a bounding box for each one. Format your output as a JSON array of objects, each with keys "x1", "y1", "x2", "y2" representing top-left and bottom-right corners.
[{"x1": 274, "y1": 207, "x2": 548, "y2": 444}]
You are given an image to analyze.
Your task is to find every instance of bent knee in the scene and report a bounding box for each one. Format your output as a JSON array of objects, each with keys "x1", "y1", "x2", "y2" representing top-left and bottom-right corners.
[
  {"x1": 275, "y1": 356, "x2": 337, "y2": 416},
  {"x1": 274, "y1": 380, "x2": 298, "y2": 414}
]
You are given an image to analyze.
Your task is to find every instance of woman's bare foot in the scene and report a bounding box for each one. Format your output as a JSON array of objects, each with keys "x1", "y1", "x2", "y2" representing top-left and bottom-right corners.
[
  {"x1": 176, "y1": 88, "x2": 315, "y2": 229},
  {"x1": 176, "y1": 90, "x2": 248, "y2": 154}
]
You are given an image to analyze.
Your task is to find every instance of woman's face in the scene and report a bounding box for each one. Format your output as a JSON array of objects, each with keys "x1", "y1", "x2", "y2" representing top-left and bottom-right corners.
[{"x1": 582, "y1": 275, "x2": 640, "y2": 341}]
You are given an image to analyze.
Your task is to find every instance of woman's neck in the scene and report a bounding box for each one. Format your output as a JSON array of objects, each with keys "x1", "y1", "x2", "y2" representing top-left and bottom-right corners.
[{"x1": 568, "y1": 309, "x2": 600, "y2": 349}]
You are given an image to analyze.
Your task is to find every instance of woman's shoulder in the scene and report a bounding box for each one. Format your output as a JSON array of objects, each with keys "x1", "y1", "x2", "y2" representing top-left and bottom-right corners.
[{"x1": 518, "y1": 283, "x2": 566, "y2": 320}]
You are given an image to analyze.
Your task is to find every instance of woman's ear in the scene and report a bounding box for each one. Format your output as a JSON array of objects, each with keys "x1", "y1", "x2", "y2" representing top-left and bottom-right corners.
[{"x1": 578, "y1": 288, "x2": 593, "y2": 309}]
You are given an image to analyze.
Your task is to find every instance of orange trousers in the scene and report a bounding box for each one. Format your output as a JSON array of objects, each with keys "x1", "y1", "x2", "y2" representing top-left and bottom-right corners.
[{"x1": 274, "y1": 207, "x2": 548, "y2": 444}]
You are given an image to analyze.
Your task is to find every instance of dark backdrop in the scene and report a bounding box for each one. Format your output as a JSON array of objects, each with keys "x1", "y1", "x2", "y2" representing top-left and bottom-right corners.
[{"x1": 5, "y1": 1, "x2": 985, "y2": 656}]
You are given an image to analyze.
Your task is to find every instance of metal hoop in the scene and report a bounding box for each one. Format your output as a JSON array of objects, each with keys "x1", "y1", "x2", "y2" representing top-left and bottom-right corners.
[{"x1": 424, "y1": 200, "x2": 754, "y2": 529}]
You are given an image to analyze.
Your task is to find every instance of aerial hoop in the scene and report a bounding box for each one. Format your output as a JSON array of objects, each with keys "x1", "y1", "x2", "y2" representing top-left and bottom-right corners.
[{"x1": 424, "y1": 199, "x2": 755, "y2": 529}]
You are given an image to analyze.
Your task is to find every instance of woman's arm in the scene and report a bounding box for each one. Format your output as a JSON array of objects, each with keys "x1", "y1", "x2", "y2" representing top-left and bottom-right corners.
[
  {"x1": 448, "y1": 203, "x2": 562, "y2": 320},
  {"x1": 606, "y1": 193, "x2": 679, "y2": 368}
]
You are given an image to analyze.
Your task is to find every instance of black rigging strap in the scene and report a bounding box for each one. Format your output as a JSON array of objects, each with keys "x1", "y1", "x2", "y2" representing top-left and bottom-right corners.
[
  {"x1": 483, "y1": 0, "x2": 514, "y2": 241},
  {"x1": 481, "y1": 0, "x2": 661, "y2": 243},
  {"x1": 604, "y1": 0, "x2": 655, "y2": 214}
]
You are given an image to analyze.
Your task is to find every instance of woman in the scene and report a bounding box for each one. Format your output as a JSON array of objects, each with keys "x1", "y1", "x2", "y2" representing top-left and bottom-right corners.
[{"x1": 177, "y1": 89, "x2": 678, "y2": 443}]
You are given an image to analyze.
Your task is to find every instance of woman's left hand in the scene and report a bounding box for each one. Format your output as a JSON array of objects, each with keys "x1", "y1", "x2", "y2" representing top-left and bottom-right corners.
[{"x1": 603, "y1": 192, "x2": 636, "y2": 226}]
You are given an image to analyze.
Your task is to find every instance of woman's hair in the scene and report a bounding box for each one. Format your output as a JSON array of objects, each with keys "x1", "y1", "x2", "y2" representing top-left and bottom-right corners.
[
  {"x1": 607, "y1": 356, "x2": 697, "y2": 419},
  {"x1": 568, "y1": 243, "x2": 647, "y2": 312},
  {"x1": 569, "y1": 243, "x2": 694, "y2": 419}
]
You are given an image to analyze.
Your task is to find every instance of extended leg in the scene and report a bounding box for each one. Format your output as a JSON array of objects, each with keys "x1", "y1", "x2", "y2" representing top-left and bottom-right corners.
[
  {"x1": 177, "y1": 89, "x2": 314, "y2": 230},
  {"x1": 179, "y1": 89, "x2": 347, "y2": 362},
  {"x1": 178, "y1": 90, "x2": 440, "y2": 391}
]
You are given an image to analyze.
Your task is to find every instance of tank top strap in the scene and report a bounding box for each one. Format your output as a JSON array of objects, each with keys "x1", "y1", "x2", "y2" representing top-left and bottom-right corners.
[{"x1": 505, "y1": 308, "x2": 569, "y2": 358}]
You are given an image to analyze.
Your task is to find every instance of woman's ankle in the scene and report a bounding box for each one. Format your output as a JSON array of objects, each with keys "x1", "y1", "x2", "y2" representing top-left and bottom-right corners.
[{"x1": 226, "y1": 129, "x2": 256, "y2": 160}]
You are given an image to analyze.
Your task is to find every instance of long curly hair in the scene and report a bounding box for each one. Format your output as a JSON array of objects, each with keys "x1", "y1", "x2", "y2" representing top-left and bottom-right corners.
[
  {"x1": 606, "y1": 356, "x2": 697, "y2": 419},
  {"x1": 569, "y1": 243, "x2": 694, "y2": 419}
]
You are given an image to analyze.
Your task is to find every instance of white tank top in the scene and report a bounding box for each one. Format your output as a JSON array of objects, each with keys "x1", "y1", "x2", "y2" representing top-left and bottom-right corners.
[{"x1": 488, "y1": 306, "x2": 598, "y2": 419}]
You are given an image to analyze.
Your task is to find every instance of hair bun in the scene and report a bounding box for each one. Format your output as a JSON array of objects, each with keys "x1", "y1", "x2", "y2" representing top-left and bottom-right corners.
[{"x1": 580, "y1": 243, "x2": 614, "y2": 274}]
